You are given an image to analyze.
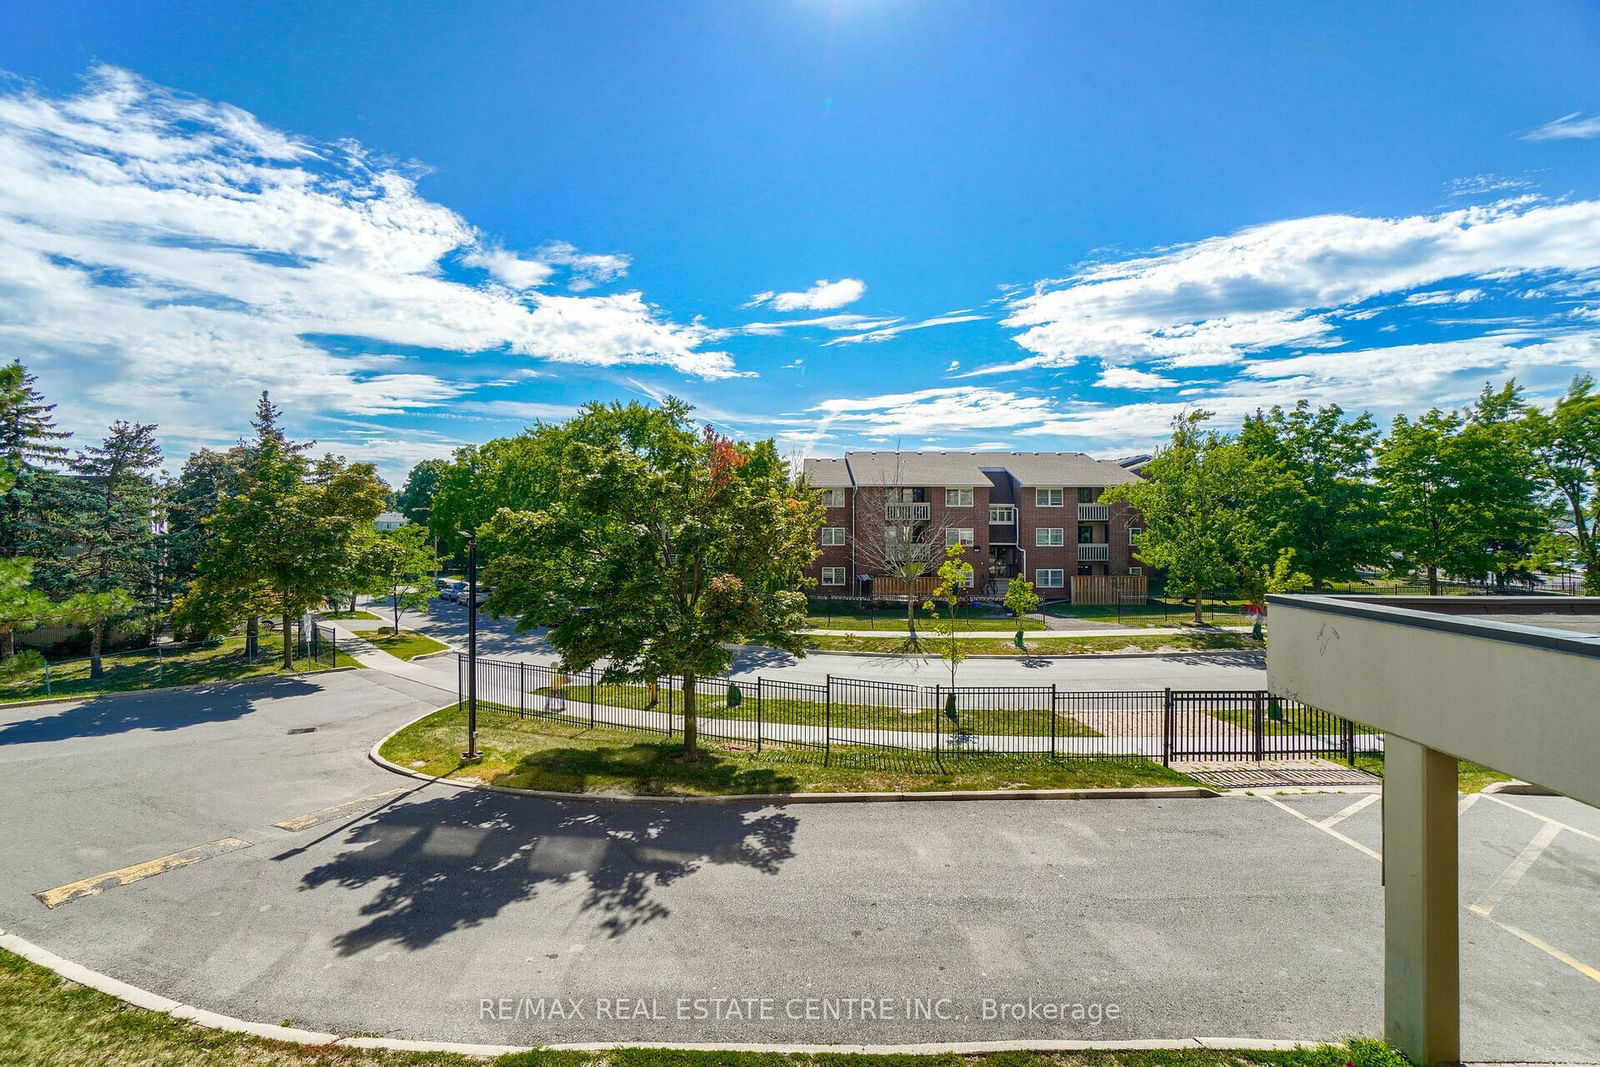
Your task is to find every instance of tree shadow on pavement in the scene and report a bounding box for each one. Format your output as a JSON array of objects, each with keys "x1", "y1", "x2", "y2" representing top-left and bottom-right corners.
[
  {"x1": 294, "y1": 788, "x2": 798, "y2": 955},
  {"x1": 1156, "y1": 650, "x2": 1265, "y2": 669},
  {"x1": 0, "y1": 676, "x2": 322, "y2": 745}
]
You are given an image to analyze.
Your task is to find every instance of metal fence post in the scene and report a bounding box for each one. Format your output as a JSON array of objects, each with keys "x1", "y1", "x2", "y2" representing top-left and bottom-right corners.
[
  {"x1": 589, "y1": 666, "x2": 596, "y2": 728},
  {"x1": 519, "y1": 661, "x2": 526, "y2": 719},
  {"x1": 1162, "y1": 687, "x2": 1172, "y2": 767},
  {"x1": 824, "y1": 674, "x2": 832, "y2": 767},
  {"x1": 755, "y1": 677, "x2": 763, "y2": 753},
  {"x1": 1049, "y1": 683, "x2": 1058, "y2": 761},
  {"x1": 1344, "y1": 718, "x2": 1356, "y2": 767},
  {"x1": 1253, "y1": 691, "x2": 1266, "y2": 762},
  {"x1": 457, "y1": 652, "x2": 464, "y2": 712}
]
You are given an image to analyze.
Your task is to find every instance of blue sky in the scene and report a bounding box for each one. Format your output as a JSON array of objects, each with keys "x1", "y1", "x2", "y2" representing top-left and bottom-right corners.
[{"x1": 3, "y1": 1, "x2": 1599, "y2": 482}]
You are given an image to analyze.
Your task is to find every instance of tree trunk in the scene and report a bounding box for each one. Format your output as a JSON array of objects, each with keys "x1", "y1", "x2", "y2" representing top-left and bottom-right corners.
[
  {"x1": 0, "y1": 627, "x2": 12, "y2": 661},
  {"x1": 680, "y1": 669, "x2": 699, "y2": 761},
  {"x1": 393, "y1": 593, "x2": 401, "y2": 635},
  {"x1": 281, "y1": 608, "x2": 294, "y2": 669},
  {"x1": 1427, "y1": 566, "x2": 1439, "y2": 596},
  {"x1": 1193, "y1": 589, "x2": 1204, "y2": 626},
  {"x1": 89, "y1": 621, "x2": 105, "y2": 679},
  {"x1": 246, "y1": 615, "x2": 259, "y2": 660}
]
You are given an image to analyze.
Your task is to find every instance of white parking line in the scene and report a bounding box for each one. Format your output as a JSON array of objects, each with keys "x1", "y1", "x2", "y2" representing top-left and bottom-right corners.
[
  {"x1": 1259, "y1": 794, "x2": 1381, "y2": 861},
  {"x1": 1468, "y1": 822, "x2": 1561, "y2": 919},
  {"x1": 1317, "y1": 793, "x2": 1378, "y2": 829},
  {"x1": 1481, "y1": 794, "x2": 1600, "y2": 843}
]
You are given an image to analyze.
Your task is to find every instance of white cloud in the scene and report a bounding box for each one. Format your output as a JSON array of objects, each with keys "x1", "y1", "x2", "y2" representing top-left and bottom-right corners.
[
  {"x1": 1447, "y1": 174, "x2": 1532, "y2": 197},
  {"x1": 0, "y1": 66, "x2": 739, "y2": 450},
  {"x1": 733, "y1": 313, "x2": 899, "y2": 337},
  {"x1": 537, "y1": 240, "x2": 631, "y2": 291},
  {"x1": 746, "y1": 278, "x2": 866, "y2": 311},
  {"x1": 1522, "y1": 112, "x2": 1600, "y2": 141},
  {"x1": 824, "y1": 311, "x2": 986, "y2": 345},
  {"x1": 984, "y1": 199, "x2": 1600, "y2": 373},
  {"x1": 1095, "y1": 367, "x2": 1178, "y2": 390},
  {"x1": 1404, "y1": 288, "x2": 1485, "y2": 305},
  {"x1": 809, "y1": 386, "x2": 1063, "y2": 437}
]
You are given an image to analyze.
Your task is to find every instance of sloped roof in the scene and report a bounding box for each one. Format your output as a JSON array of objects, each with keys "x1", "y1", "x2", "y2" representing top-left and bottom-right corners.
[
  {"x1": 971, "y1": 452, "x2": 1142, "y2": 487},
  {"x1": 843, "y1": 451, "x2": 992, "y2": 487},
  {"x1": 801, "y1": 457, "x2": 853, "y2": 488}
]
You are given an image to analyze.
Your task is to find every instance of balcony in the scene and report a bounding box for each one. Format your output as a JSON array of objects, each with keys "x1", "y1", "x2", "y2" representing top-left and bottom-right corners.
[
  {"x1": 1077, "y1": 543, "x2": 1109, "y2": 562},
  {"x1": 885, "y1": 502, "x2": 931, "y2": 522},
  {"x1": 1077, "y1": 503, "x2": 1109, "y2": 521}
]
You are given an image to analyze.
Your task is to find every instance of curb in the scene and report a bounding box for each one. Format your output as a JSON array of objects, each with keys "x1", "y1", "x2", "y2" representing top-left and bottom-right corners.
[
  {"x1": 0, "y1": 665, "x2": 361, "y2": 710},
  {"x1": 0, "y1": 928, "x2": 1321, "y2": 1058},
  {"x1": 367, "y1": 711, "x2": 1220, "y2": 805},
  {"x1": 1483, "y1": 779, "x2": 1560, "y2": 797}
]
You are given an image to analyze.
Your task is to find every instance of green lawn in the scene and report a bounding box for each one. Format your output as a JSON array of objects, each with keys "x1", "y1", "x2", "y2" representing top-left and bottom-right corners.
[
  {"x1": 0, "y1": 943, "x2": 1408, "y2": 1066},
  {"x1": 382, "y1": 704, "x2": 1194, "y2": 796},
  {"x1": 806, "y1": 602, "x2": 1044, "y2": 632},
  {"x1": 1043, "y1": 599, "x2": 1251, "y2": 629},
  {"x1": 804, "y1": 632, "x2": 1262, "y2": 655},
  {"x1": 1204, "y1": 704, "x2": 1382, "y2": 738},
  {"x1": 319, "y1": 609, "x2": 382, "y2": 621},
  {"x1": 0, "y1": 633, "x2": 360, "y2": 704},
  {"x1": 349, "y1": 627, "x2": 450, "y2": 661},
  {"x1": 1353, "y1": 751, "x2": 1513, "y2": 793},
  {"x1": 527, "y1": 682, "x2": 1100, "y2": 737}
]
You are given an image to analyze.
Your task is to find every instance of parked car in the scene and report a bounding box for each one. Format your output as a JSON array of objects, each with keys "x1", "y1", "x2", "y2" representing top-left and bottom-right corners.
[{"x1": 439, "y1": 580, "x2": 466, "y2": 603}]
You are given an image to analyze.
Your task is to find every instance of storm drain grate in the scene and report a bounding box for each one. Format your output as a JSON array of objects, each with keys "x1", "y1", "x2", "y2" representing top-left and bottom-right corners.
[
  {"x1": 286, "y1": 727, "x2": 317, "y2": 735},
  {"x1": 1187, "y1": 768, "x2": 1379, "y2": 789}
]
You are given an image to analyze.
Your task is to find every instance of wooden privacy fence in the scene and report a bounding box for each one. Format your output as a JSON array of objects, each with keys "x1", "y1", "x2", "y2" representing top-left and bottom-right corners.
[
  {"x1": 1069, "y1": 574, "x2": 1147, "y2": 605},
  {"x1": 872, "y1": 576, "x2": 939, "y2": 598}
]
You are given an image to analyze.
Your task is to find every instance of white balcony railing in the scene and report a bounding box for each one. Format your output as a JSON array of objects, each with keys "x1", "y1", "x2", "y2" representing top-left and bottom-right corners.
[
  {"x1": 885, "y1": 502, "x2": 931, "y2": 522},
  {"x1": 1077, "y1": 543, "x2": 1109, "y2": 562},
  {"x1": 1077, "y1": 503, "x2": 1109, "y2": 521}
]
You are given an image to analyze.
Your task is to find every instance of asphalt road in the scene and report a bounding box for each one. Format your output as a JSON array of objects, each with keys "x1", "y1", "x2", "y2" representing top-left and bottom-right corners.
[
  {"x1": 2, "y1": 670, "x2": 1598, "y2": 1059},
  {"x1": 396, "y1": 596, "x2": 1270, "y2": 690}
]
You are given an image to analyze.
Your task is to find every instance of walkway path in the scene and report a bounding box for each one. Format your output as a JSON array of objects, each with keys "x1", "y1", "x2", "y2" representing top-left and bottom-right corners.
[{"x1": 803, "y1": 624, "x2": 1256, "y2": 638}]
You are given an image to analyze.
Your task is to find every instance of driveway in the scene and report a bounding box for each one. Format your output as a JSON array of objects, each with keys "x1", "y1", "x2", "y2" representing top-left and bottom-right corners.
[
  {"x1": 1, "y1": 669, "x2": 1597, "y2": 1059},
  {"x1": 394, "y1": 596, "x2": 1270, "y2": 690}
]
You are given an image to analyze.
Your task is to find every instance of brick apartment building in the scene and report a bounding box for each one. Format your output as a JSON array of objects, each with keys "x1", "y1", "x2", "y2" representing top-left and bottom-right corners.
[{"x1": 802, "y1": 451, "x2": 1146, "y2": 602}]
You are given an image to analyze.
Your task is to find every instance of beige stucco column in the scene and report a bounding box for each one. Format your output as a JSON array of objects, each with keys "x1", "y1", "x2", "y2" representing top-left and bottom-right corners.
[{"x1": 1382, "y1": 734, "x2": 1459, "y2": 1064}]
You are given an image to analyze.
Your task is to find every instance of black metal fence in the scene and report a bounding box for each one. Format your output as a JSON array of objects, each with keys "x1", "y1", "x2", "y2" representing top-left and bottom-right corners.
[
  {"x1": 308, "y1": 621, "x2": 338, "y2": 668},
  {"x1": 456, "y1": 654, "x2": 1381, "y2": 767}
]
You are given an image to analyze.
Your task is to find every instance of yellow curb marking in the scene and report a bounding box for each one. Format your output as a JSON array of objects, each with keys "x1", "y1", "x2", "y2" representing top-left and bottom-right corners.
[
  {"x1": 272, "y1": 788, "x2": 408, "y2": 832},
  {"x1": 35, "y1": 837, "x2": 251, "y2": 909}
]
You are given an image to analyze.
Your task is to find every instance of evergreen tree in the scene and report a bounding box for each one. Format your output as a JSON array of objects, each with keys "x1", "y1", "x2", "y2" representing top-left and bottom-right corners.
[
  {"x1": 0, "y1": 363, "x2": 74, "y2": 658},
  {"x1": 60, "y1": 421, "x2": 164, "y2": 676}
]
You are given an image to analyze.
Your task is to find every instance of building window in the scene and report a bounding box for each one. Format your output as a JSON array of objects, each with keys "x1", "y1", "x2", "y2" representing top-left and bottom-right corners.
[
  {"x1": 1077, "y1": 487, "x2": 1095, "y2": 504},
  {"x1": 945, "y1": 527, "x2": 975, "y2": 547},
  {"x1": 1078, "y1": 524, "x2": 1096, "y2": 544},
  {"x1": 821, "y1": 566, "x2": 845, "y2": 586},
  {"x1": 1036, "y1": 527, "x2": 1064, "y2": 546},
  {"x1": 1128, "y1": 566, "x2": 1142, "y2": 576},
  {"x1": 988, "y1": 504, "x2": 1015, "y2": 523},
  {"x1": 821, "y1": 527, "x2": 846, "y2": 546},
  {"x1": 1036, "y1": 568, "x2": 1064, "y2": 589},
  {"x1": 821, "y1": 488, "x2": 846, "y2": 508},
  {"x1": 1128, "y1": 526, "x2": 1142, "y2": 545},
  {"x1": 945, "y1": 487, "x2": 973, "y2": 507},
  {"x1": 1036, "y1": 487, "x2": 1063, "y2": 507}
]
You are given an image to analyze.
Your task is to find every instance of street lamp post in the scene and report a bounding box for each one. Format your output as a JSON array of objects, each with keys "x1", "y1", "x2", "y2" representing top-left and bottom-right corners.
[{"x1": 458, "y1": 529, "x2": 481, "y2": 764}]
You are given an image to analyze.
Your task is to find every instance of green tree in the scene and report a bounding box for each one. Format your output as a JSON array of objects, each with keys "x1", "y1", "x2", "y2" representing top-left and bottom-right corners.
[
  {"x1": 1237, "y1": 401, "x2": 1383, "y2": 589},
  {"x1": 922, "y1": 543, "x2": 974, "y2": 688},
  {"x1": 1376, "y1": 385, "x2": 1544, "y2": 594},
  {"x1": 1102, "y1": 411, "x2": 1253, "y2": 624},
  {"x1": 198, "y1": 393, "x2": 387, "y2": 668},
  {"x1": 166, "y1": 446, "x2": 247, "y2": 591},
  {"x1": 1523, "y1": 374, "x2": 1600, "y2": 592},
  {"x1": 0, "y1": 362, "x2": 73, "y2": 654},
  {"x1": 58, "y1": 589, "x2": 136, "y2": 677},
  {"x1": 1002, "y1": 576, "x2": 1039, "y2": 649},
  {"x1": 396, "y1": 458, "x2": 450, "y2": 523},
  {"x1": 484, "y1": 399, "x2": 820, "y2": 761},
  {"x1": 361, "y1": 524, "x2": 440, "y2": 633},
  {"x1": 60, "y1": 422, "x2": 164, "y2": 676},
  {"x1": 428, "y1": 430, "x2": 571, "y2": 561}
]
